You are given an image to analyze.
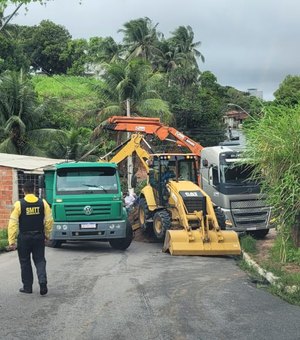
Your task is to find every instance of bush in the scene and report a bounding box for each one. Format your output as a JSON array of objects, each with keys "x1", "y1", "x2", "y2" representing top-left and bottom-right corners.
[{"x1": 244, "y1": 105, "x2": 300, "y2": 262}]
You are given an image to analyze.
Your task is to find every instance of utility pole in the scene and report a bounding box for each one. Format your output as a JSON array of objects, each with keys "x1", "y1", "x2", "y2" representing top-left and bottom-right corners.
[{"x1": 126, "y1": 99, "x2": 134, "y2": 195}]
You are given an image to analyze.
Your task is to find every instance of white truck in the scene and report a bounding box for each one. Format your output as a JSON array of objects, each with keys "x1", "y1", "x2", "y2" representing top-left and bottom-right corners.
[{"x1": 200, "y1": 143, "x2": 272, "y2": 238}]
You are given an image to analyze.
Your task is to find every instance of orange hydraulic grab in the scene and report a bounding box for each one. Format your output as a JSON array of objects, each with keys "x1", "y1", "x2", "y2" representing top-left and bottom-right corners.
[{"x1": 102, "y1": 116, "x2": 204, "y2": 156}]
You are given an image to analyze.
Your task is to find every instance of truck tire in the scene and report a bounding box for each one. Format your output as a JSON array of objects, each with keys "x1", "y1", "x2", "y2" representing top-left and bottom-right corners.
[
  {"x1": 47, "y1": 240, "x2": 63, "y2": 248},
  {"x1": 153, "y1": 210, "x2": 171, "y2": 240},
  {"x1": 109, "y1": 222, "x2": 133, "y2": 250},
  {"x1": 139, "y1": 198, "x2": 153, "y2": 232},
  {"x1": 214, "y1": 207, "x2": 226, "y2": 230},
  {"x1": 247, "y1": 229, "x2": 269, "y2": 239}
]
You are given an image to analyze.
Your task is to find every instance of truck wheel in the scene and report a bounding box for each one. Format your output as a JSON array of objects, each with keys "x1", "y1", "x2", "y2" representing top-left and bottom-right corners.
[
  {"x1": 109, "y1": 222, "x2": 133, "y2": 250},
  {"x1": 139, "y1": 198, "x2": 153, "y2": 232},
  {"x1": 153, "y1": 210, "x2": 171, "y2": 240},
  {"x1": 47, "y1": 240, "x2": 63, "y2": 248},
  {"x1": 214, "y1": 207, "x2": 226, "y2": 230},
  {"x1": 247, "y1": 229, "x2": 269, "y2": 239}
]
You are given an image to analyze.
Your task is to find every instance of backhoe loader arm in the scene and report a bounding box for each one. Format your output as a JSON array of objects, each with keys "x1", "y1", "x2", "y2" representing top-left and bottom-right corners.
[
  {"x1": 99, "y1": 133, "x2": 150, "y2": 172},
  {"x1": 103, "y1": 116, "x2": 204, "y2": 155}
]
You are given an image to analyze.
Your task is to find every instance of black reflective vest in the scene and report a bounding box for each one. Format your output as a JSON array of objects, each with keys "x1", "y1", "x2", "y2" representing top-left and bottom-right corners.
[{"x1": 19, "y1": 198, "x2": 45, "y2": 233}]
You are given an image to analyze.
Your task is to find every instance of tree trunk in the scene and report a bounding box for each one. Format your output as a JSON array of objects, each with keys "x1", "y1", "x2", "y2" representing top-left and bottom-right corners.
[{"x1": 291, "y1": 214, "x2": 300, "y2": 248}]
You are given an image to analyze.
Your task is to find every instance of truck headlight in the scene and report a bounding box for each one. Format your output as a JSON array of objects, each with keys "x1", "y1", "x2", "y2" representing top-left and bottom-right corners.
[
  {"x1": 56, "y1": 225, "x2": 62, "y2": 230},
  {"x1": 62, "y1": 224, "x2": 68, "y2": 230}
]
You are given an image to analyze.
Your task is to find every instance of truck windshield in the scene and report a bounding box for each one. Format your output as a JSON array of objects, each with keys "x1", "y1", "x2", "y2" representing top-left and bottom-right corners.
[
  {"x1": 56, "y1": 167, "x2": 119, "y2": 195},
  {"x1": 220, "y1": 163, "x2": 256, "y2": 185}
]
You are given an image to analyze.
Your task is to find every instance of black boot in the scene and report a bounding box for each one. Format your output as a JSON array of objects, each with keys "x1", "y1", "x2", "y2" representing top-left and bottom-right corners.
[
  {"x1": 19, "y1": 287, "x2": 32, "y2": 294},
  {"x1": 40, "y1": 283, "x2": 48, "y2": 296}
]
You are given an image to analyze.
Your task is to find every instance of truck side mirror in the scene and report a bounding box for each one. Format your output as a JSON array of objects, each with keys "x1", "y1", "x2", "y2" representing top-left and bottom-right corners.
[
  {"x1": 209, "y1": 166, "x2": 219, "y2": 186},
  {"x1": 38, "y1": 175, "x2": 45, "y2": 188}
]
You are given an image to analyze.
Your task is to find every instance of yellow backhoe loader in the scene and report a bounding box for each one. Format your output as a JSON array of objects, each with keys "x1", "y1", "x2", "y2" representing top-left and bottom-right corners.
[{"x1": 100, "y1": 133, "x2": 241, "y2": 256}]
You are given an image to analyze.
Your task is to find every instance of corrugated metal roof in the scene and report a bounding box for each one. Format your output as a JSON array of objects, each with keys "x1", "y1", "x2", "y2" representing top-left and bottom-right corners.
[{"x1": 0, "y1": 153, "x2": 67, "y2": 171}]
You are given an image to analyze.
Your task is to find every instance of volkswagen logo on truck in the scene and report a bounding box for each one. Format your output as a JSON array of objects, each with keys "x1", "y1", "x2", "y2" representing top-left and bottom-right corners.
[{"x1": 83, "y1": 205, "x2": 93, "y2": 215}]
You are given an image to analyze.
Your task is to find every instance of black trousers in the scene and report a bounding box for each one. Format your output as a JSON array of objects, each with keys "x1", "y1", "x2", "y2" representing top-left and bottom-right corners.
[{"x1": 17, "y1": 232, "x2": 47, "y2": 289}]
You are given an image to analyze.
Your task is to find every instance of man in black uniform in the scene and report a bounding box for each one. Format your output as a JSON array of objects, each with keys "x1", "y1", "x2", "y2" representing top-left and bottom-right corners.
[{"x1": 8, "y1": 181, "x2": 53, "y2": 295}]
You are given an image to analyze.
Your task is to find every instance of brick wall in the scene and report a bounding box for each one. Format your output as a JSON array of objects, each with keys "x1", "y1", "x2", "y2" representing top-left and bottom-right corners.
[{"x1": 0, "y1": 166, "x2": 14, "y2": 229}]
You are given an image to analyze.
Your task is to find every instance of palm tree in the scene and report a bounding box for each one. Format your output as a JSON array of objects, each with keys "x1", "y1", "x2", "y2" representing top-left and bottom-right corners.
[
  {"x1": 88, "y1": 36, "x2": 122, "y2": 64},
  {"x1": 0, "y1": 70, "x2": 62, "y2": 155},
  {"x1": 118, "y1": 17, "x2": 163, "y2": 62},
  {"x1": 46, "y1": 128, "x2": 103, "y2": 161},
  {"x1": 94, "y1": 58, "x2": 171, "y2": 124},
  {"x1": 169, "y1": 25, "x2": 205, "y2": 67}
]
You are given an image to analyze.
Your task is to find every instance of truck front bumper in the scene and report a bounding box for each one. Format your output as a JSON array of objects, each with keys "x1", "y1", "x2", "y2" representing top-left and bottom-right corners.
[
  {"x1": 221, "y1": 208, "x2": 273, "y2": 232},
  {"x1": 51, "y1": 220, "x2": 127, "y2": 240}
]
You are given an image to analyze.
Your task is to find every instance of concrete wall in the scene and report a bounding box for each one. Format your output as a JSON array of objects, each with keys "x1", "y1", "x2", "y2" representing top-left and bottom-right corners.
[{"x1": 0, "y1": 166, "x2": 14, "y2": 228}]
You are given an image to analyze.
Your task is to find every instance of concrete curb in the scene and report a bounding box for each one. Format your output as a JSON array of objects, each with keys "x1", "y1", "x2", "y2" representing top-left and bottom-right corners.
[
  {"x1": 242, "y1": 251, "x2": 280, "y2": 286},
  {"x1": 242, "y1": 251, "x2": 300, "y2": 294}
]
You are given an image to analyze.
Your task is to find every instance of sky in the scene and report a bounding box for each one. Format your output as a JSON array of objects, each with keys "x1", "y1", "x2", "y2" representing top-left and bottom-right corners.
[{"x1": 5, "y1": 0, "x2": 300, "y2": 100}]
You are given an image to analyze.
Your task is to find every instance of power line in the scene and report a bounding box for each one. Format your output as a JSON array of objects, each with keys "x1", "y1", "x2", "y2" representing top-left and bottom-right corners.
[{"x1": 0, "y1": 4, "x2": 23, "y2": 32}]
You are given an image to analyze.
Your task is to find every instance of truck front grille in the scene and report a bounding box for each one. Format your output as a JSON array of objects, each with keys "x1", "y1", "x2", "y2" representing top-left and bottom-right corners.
[
  {"x1": 65, "y1": 204, "x2": 111, "y2": 217},
  {"x1": 181, "y1": 196, "x2": 206, "y2": 214},
  {"x1": 231, "y1": 199, "x2": 266, "y2": 209},
  {"x1": 230, "y1": 199, "x2": 271, "y2": 230}
]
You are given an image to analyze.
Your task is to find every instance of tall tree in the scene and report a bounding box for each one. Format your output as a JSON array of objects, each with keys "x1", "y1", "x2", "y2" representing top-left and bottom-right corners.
[
  {"x1": 169, "y1": 25, "x2": 204, "y2": 67},
  {"x1": 274, "y1": 75, "x2": 300, "y2": 107},
  {"x1": 94, "y1": 58, "x2": 171, "y2": 123},
  {"x1": 0, "y1": 70, "x2": 62, "y2": 155},
  {"x1": 88, "y1": 36, "x2": 122, "y2": 64},
  {"x1": 46, "y1": 127, "x2": 100, "y2": 161},
  {"x1": 63, "y1": 38, "x2": 89, "y2": 76},
  {"x1": 119, "y1": 17, "x2": 162, "y2": 62},
  {"x1": 25, "y1": 20, "x2": 72, "y2": 74}
]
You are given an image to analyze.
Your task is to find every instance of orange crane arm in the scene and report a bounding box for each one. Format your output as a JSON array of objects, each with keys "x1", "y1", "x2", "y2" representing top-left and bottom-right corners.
[{"x1": 103, "y1": 116, "x2": 204, "y2": 155}]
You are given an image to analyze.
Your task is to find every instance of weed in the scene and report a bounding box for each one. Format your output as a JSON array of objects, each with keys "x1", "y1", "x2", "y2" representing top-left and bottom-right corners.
[{"x1": 240, "y1": 234, "x2": 257, "y2": 254}]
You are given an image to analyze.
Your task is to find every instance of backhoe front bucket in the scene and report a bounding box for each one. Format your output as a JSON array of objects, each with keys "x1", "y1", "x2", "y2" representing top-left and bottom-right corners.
[{"x1": 163, "y1": 229, "x2": 241, "y2": 256}]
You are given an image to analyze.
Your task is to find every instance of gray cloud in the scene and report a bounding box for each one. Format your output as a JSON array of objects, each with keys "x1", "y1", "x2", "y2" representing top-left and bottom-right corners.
[{"x1": 6, "y1": 0, "x2": 300, "y2": 100}]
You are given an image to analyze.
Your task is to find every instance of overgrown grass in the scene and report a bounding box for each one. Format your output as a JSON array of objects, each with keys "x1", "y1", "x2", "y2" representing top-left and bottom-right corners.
[
  {"x1": 244, "y1": 104, "x2": 300, "y2": 262},
  {"x1": 31, "y1": 75, "x2": 103, "y2": 129},
  {"x1": 271, "y1": 237, "x2": 300, "y2": 266},
  {"x1": 239, "y1": 233, "x2": 300, "y2": 305},
  {"x1": 0, "y1": 229, "x2": 8, "y2": 251},
  {"x1": 240, "y1": 234, "x2": 257, "y2": 254}
]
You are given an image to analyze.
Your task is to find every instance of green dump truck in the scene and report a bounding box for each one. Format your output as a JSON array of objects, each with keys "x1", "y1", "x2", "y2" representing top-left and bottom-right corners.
[{"x1": 40, "y1": 162, "x2": 133, "y2": 250}]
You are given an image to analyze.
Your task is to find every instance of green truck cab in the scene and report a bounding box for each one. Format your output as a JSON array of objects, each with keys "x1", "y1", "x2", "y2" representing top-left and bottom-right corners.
[{"x1": 41, "y1": 162, "x2": 133, "y2": 250}]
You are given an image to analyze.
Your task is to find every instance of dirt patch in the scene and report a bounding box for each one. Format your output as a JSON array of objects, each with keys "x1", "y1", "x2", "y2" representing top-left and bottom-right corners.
[
  {"x1": 253, "y1": 229, "x2": 276, "y2": 263},
  {"x1": 253, "y1": 229, "x2": 300, "y2": 275}
]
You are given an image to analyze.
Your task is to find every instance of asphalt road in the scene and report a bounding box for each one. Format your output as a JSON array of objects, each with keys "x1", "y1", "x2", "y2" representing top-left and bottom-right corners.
[{"x1": 0, "y1": 240, "x2": 300, "y2": 340}]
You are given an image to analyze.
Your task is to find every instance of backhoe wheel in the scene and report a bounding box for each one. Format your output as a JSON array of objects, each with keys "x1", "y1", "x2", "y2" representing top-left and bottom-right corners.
[
  {"x1": 247, "y1": 229, "x2": 269, "y2": 239},
  {"x1": 109, "y1": 222, "x2": 133, "y2": 250},
  {"x1": 214, "y1": 207, "x2": 226, "y2": 230},
  {"x1": 139, "y1": 198, "x2": 153, "y2": 232},
  {"x1": 153, "y1": 210, "x2": 171, "y2": 241}
]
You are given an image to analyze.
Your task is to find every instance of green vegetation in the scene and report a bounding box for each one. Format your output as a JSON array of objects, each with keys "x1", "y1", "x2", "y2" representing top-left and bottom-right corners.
[
  {"x1": 2, "y1": 15, "x2": 243, "y2": 156},
  {"x1": 240, "y1": 235, "x2": 257, "y2": 255},
  {"x1": 271, "y1": 237, "x2": 300, "y2": 266},
  {"x1": 244, "y1": 105, "x2": 300, "y2": 263},
  {"x1": 32, "y1": 75, "x2": 101, "y2": 129},
  {"x1": 0, "y1": 229, "x2": 8, "y2": 251},
  {"x1": 239, "y1": 236, "x2": 300, "y2": 305}
]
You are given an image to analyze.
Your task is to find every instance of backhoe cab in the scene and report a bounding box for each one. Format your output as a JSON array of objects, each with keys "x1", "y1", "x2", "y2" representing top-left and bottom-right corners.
[{"x1": 138, "y1": 153, "x2": 241, "y2": 255}]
